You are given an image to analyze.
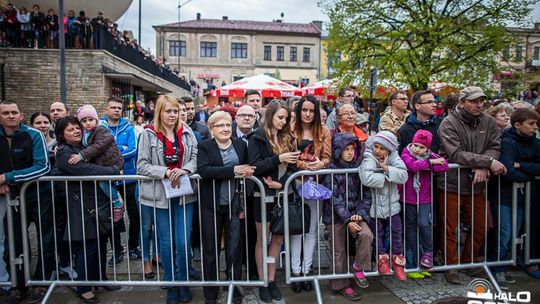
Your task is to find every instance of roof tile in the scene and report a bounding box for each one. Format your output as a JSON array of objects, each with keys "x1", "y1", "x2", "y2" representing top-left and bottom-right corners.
[{"x1": 154, "y1": 19, "x2": 321, "y2": 35}]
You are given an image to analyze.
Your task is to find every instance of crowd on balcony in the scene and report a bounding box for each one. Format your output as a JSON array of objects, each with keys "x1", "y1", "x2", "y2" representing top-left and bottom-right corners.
[{"x1": 0, "y1": 3, "x2": 188, "y2": 85}]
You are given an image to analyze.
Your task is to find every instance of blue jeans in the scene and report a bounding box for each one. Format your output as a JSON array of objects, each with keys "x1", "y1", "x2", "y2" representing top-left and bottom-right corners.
[
  {"x1": 490, "y1": 204, "x2": 524, "y2": 274},
  {"x1": 405, "y1": 204, "x2": 433, "y2": 268},
  {"x1": 140, "y1": 200, "x2": 194, "y2": 282}
]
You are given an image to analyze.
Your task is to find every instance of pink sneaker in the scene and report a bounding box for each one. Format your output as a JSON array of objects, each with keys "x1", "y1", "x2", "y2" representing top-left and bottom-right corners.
[
  {"x1": 352, "y1": 263, "x2": 369, "y2": 288},
  {"x1": 420, "y1": 252, "x2": 433, "y2": 269}
]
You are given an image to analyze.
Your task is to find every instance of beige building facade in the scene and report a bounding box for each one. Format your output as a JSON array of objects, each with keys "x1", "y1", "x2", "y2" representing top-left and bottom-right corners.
[
  {"x1": 492, "y1": 25, "x2": 540, "y2": 94},
  {"x1": 153, "y1": 16, "x2": 322, "y2": 86}
]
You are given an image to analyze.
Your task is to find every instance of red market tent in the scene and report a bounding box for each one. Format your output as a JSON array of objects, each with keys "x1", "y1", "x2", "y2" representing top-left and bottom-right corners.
[
  {"x1": 211, "y1": 74, "x2": 302, "y2": 98},
  {"x1": 301, "y1": 79, "x2": 338, "y2": 99}
]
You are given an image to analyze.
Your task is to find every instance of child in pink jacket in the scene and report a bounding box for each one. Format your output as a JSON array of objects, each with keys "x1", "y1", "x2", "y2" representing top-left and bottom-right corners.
[{"x1": 400, "y1": 129, "x2": 448, "y2": 279}]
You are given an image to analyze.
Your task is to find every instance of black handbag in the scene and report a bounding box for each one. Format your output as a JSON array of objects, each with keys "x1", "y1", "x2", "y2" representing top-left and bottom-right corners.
[{"x1": 270, "y1": 191, "x2": 311, "y2": 235}]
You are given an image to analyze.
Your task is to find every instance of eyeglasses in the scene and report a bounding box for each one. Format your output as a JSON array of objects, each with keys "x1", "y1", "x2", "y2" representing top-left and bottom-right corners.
[
  {"x1": 213, "y1": 123, "x2": 232, "y2": 129},
  {"x1": 395, "y1": 97, "x2": 409, "y2": 101},
  {"x1": 417, "y1": 100, "x2": 436, "y2": 105},
  {"x1": 338, "y1": 112, "x2": 356, "y2": 117},
  {"x1": 343, "y1": 95, "x2": 354, "y2": 98},
  {"x1": 236, "y1": 114, "x2": 256, "y2": 119}
]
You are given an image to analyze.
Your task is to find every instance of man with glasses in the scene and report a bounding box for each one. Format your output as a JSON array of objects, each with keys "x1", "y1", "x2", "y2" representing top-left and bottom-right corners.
[
  {"x1": 231, "y1": 104, "x2": 259, "y2": 280},
  {"x1": 232, "y1": 105, "x2": 256, "y2": 143},
  {"x1": 437, "y1": 86, "x2": 506, "y2": 285},
  {"x1": 379, "y1": 91, "x2": 410, "y2": 134},
  {"x1": 398, "y1": 90, "x2": 442, "y2": 154},
  {"x1": 244, "y1": 90, "x2": 262, "y2": 129}
]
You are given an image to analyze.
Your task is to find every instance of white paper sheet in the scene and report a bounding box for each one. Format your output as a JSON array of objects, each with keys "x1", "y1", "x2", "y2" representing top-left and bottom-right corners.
[{"x1": 161, "y1": 175, "x2": 193, "y2": 199}]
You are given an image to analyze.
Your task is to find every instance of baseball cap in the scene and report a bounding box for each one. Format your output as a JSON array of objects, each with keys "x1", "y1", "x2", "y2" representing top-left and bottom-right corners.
[{"x1": 459, "y1": 86, "x2": 487, "y2": 100}]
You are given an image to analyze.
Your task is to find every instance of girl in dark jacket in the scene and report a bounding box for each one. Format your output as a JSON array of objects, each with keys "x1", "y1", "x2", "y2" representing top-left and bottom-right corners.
[
  {"x1": 53, "y1": 116, "x2": 120, "y2": 303},
  {"x1": 248, "y1": 100, "x2": 299, "y2": 302},
  {"x1": 323, "y1": 132, "x2": 372, "y2": 300},
  {"x1": 197, "y1": 111, "x2": 255, "y2": 304}
]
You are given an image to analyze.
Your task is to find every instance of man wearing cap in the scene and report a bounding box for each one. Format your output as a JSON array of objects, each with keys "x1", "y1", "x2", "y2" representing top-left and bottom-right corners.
[
  {"x1": 379, "y1": 91, "x2": 411, "y2": 134},
  {"x1": 437, "y1": 86, "x2": 506, "y2": 284},
  {"x1": 398, "y1": 90, "x2": 442, "y2": 154}
]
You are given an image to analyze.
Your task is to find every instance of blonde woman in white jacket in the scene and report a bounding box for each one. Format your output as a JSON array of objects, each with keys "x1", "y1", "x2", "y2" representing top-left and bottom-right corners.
[{"x1": 137, "y1": 95, "x2": 198, "y2": 304}]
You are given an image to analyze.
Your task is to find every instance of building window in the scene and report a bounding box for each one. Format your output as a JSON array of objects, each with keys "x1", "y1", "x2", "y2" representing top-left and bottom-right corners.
[
  {"x1": 515, "y1": 45, "x2": 523, "y2": 61},
  {"x1": 169, "y1": 40, "x2": 186, "y2": 57},
  {"x1": 290, "y1": 47, "x2": 297, "y2": 61},
  {"x1": 231, "y1": 42, "x2": 248, "y2": 59},
  {"x1": 200, "y1": 41, "x2": 217, "y2": 58},
  {"x1": 264, "y1": 45, "x2": 272, "y2": 61},
  {"x1": 502, "y1": 48, "x2": 510, "y2": 61},
  {"x1": 277, "y1": 46, "x2": 284, "y2": 61},
  {"x1": 534, "y1": 46, "x2": 540, "y2": 60},
  {"x1": 303, "y1": 47, "x2": 311, "y2": 62}
]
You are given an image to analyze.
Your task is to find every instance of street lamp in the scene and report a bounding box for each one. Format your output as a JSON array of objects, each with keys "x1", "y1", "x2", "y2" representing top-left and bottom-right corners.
[{"x1": 177, "y1": 0, "x2": 195, "y2": 75}]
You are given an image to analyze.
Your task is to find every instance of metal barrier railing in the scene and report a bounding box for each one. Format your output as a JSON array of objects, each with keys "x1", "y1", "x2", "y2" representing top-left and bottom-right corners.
[
  {"x1": 0, "y1": 193, "x2": 17, "y2": 288},
  {"x1": 4, "y1": 168, "x2": 537, "y2": 303},
  {"x1": 282, "y1": 164, "x2": 526, "y2": 304},
  {"x1": 525, "y1": 178, "x2": 540, "y2": 265},
  {"x1": 17, "y1": 174, "x2": 268, "y2": 304}
]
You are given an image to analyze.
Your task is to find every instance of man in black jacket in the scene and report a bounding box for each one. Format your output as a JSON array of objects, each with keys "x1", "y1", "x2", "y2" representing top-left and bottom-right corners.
[
  {"x1": 0, "y1": 101, "x2": 51, "y2": 304},
  {"x1": 398, "y1": 90, "x2": 442, "y2": 154},
  {"x1": 182, "y1": 96, "x2": 210, "y2": 141}
]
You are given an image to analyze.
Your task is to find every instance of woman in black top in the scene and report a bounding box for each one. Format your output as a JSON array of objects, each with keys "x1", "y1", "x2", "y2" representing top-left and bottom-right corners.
[
  {"x1": 248, "y1": 100, "x2": 299, "y2": 302},
  {"x1": 197, "y1": 111, "x2": 254, "y2": 304}
]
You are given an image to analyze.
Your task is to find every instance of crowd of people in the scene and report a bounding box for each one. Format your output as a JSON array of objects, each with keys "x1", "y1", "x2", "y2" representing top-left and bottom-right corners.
[{"x1": 0, "y1": 85, "x2": 540, "y2": 304}]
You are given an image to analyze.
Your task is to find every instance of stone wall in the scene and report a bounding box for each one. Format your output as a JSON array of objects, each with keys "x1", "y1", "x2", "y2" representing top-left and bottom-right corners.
[{"x1": 0, "y1": 48, "x2": 190, "y2": 116}]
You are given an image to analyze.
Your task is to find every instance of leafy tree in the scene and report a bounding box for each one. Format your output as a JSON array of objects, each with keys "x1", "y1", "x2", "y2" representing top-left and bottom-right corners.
[{"x1": 322, "y1": 0, "x2": 538, "y2": 90}]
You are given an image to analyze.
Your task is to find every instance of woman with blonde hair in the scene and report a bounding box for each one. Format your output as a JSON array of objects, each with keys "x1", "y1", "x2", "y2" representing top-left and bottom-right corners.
[
  {"x1": 486, "y1": 105, "x2": 511, "y2": 130},
  {"x1": 137, "y1": 95, "x2": 198, "y2": 303},
  {"x1": 248, "y1": 100, "x2": 300, "y2": 302}
]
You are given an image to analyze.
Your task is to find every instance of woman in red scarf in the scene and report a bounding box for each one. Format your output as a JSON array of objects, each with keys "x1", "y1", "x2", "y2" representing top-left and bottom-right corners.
[{"x1": 137, "y1": 95, "x2": 198, "y2": 304}]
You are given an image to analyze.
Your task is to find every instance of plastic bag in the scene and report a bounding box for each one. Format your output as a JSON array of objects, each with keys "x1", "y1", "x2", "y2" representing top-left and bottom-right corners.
[{"x1": 296, "y1": 180, "x2": 332, "y2": 200}]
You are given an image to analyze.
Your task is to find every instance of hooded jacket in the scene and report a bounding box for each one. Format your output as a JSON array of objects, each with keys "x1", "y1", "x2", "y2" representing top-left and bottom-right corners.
[
  {"x1": 137, "y1": 124, "x2": 198, "y2": 209},
  {"x1": 399, "y1": 144, "x2": 448, "y2": 204},
  {"x1": 398, "y1": 113, "x2": 442, "y2": 154},
  {"x1": 436, "y1": 107, "x2": 500, "y2": 195},
  {"x1": 359, "y1": 138, "x2": 408, "y2": 219},
  {"x1": 101, "y1": 117, "x2": 137, "y2": 177},
  {"x1": 488, "y1": 127, "x2": 540, "y2": 206},
  {"x1": 322, "y1": 133, "x2": 368, "y2": 225},
  {"x1": 80, "y1": 125, "x2": 124, "y2": 168}
]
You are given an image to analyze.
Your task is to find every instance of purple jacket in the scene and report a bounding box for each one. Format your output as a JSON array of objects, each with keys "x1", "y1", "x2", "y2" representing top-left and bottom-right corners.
[{"x1": 399, "y1": 147, "x2": 448, "y2": 204}]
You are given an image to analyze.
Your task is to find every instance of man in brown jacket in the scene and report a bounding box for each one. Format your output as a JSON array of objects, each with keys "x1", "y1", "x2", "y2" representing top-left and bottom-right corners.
[{"x1": 437, "y1": 86, "x2": 507, "y2": 284}]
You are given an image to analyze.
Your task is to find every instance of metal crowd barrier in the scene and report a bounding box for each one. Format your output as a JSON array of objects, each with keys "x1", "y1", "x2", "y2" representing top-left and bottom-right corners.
[
  {"x1": 0, "y1": 193, "x2": 17, "y2": 288},
  {"x1": 17, "y1": 175, "x2": 268, "y2": 304},
  {"x1": 282, "y1": 164, "x2": 529, "y2": 304},
  {"x1": 525, "y1": 178, "x2": 540, "y2": 265}
]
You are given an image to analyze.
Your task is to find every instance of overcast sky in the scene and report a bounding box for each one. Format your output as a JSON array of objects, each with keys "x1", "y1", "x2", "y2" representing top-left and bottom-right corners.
[{"x1": 116, "y1": 0, "x2": 540, "y2": 53}]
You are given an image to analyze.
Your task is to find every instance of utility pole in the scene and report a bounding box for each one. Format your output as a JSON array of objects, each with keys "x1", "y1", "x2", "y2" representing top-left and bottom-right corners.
[
  {"x1": 138, "y1": 0, "x2": 142, "y2": 43},
  {"x1": 59, "y1": 0, "x2": 66, "y2": 104},
  {"x1": 177, "y1": 0, "x2": 195, "y2": 74}
]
